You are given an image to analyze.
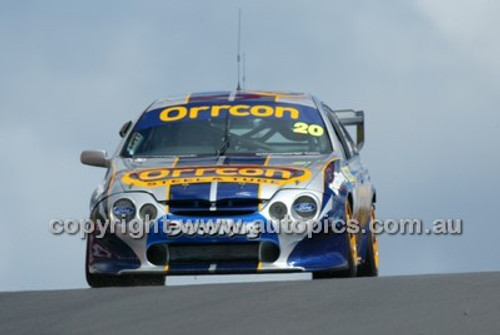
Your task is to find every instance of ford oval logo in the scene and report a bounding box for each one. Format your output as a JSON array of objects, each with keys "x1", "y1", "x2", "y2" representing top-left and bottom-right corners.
[
  {"x1": 294, "y1": 202, "x2": 316, "y2": 213},
  {"x1": 113, "y1": 206, "x2": 135, "y2": 216}
]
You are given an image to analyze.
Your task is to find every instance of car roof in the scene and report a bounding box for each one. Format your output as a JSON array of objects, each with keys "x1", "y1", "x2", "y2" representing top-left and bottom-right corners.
[{"x1": 147, "y1": 90, "x2": 317, "y2": 111}]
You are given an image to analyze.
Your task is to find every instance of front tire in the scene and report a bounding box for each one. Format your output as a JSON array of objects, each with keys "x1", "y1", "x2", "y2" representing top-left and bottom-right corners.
[
  {"x1": 357, "y1": 205, "x2": 379, "y2": 277},
  {"x1": 336, "y1": 201, "x2": 358, "y2": 277},
  {"x1": 314, "y1": 201, "x2": 358, "y2": 279}
]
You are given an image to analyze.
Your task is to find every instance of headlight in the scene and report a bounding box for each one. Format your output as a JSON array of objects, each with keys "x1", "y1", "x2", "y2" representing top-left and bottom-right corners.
[
  {"x1": 269, "y1": 202, "x2": 287, "y2": 220},
  {"x1": 112, "y1": 198, "x2": 136, "y2": 222},
  {"x1": 292, "y1": 196, "x2": 317, "y2": 219},
  {"x1": 139, "y1": 204, "x2": 158, "y2": 221}
]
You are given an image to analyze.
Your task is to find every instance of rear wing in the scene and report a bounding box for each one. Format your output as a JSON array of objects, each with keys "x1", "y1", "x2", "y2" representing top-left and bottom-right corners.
[{"x1": 332, "y1": 109, "x2": 365, "y2": 151}]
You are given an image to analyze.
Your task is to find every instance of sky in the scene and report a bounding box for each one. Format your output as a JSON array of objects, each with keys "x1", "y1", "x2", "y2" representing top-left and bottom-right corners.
[{"x1": 0, "y1": 0, "x2": 499, "y2": 291}]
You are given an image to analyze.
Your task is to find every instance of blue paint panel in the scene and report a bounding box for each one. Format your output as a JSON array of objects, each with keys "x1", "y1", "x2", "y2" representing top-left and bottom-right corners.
[
  {"x1": 216, "y1": 182, "x2": 259, "y2": 212},
  {"x1": 147, "y1": 213, "x2": 279, "y2": 246},
  {"x1": 287, "y1": 230, "x2": 349, "y2": 271},
  {"x1": 219, "y1": 156, "x2": 266, "y2": 213},
  {"x1": 169, "y1": 183, "x2": 211, "y2": 201},
  {"x1": 216, "y1": 182, "x2": 258, "y2": 199}
]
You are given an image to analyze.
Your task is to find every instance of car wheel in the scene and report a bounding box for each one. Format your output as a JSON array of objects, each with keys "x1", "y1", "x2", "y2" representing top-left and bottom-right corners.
[
  {"x1": 357, "y1": 205, "x2": 379, "y2": 277},
  {"x1": 337, "y1": 200, "x2": 358, "y2": 277},
  {"x1": 314, "y1": 200, "x2": 358, "y2": 279}
]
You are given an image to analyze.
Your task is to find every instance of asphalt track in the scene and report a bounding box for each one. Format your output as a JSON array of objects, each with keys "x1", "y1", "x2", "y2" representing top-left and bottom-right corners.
[{"x1": 1, "y1": 272, "x2": 500, "y2": 334}]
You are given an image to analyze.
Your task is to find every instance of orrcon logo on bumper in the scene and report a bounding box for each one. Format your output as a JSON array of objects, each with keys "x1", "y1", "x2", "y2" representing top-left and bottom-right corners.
[{"x1": 121, "y1": 165, "x2": 311, "y2": 187}]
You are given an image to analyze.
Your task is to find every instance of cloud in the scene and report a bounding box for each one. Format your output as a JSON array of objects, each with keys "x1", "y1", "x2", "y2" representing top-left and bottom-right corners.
[{"x1": 416, "y1": 0, "x2": 500, "y2": 72}]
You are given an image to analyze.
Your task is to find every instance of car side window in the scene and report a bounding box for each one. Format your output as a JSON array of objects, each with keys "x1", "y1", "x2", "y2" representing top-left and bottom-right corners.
[
  {"x1": 337, "y1": 122, "x2": 358, "y2": 157},
  {"x1": 323, "y1": 104, "x2": 354, "y2": 159}
]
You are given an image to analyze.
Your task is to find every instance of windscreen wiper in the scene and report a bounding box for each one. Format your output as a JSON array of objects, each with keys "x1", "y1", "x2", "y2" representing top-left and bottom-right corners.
[{"x1": 216, "y1": 111, "x2": 231, "y2": 158}]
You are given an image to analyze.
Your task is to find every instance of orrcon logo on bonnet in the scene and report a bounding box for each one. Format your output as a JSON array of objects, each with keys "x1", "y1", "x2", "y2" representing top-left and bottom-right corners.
[{"x1": 121, "y1": 165, "x2": 312, "y2": 187}]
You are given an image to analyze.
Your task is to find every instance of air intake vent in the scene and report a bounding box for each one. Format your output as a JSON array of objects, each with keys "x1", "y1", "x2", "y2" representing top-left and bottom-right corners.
[{"x1": 146, "y1": 242, "x2": 281, "y2": 265}]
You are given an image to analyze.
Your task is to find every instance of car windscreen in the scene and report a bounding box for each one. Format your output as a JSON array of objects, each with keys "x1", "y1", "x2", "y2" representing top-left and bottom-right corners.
[{"x1": 121, "y1": 101, "x2": 332, "y2": 157}]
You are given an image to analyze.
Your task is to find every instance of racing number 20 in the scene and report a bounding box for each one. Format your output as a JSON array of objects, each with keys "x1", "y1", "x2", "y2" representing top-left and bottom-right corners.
[{"x1": 293, "y1": 122, "x2": 324, "y2": 137}]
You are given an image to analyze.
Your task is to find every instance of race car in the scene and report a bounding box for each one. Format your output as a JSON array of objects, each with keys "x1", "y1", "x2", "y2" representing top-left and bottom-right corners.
[{"x1": 81, "y1": 91, "x2": 378, "y2": 287}]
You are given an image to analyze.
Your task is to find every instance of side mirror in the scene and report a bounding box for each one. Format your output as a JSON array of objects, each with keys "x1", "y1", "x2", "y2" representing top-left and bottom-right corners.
[
  {"x1": 81, "y1": 150, "x2": 110, "y2": 168},
  {"x1": 119, "y1": 120, "x2": 132, "y2": 138}
]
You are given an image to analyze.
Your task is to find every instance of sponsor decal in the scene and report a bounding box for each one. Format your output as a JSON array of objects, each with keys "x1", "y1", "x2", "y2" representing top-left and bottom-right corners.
[
  {"x1": 159, "y1": 104, "x2": 300, "y2": 122},
  {"x1": 164, "y1": 218, "x2": 262, "y2": 239},
  {"x1": 121, "y1": 165, "x2": 311, "y2": 188},
  {"x1": 341, "y1": 166, "x2": 357, "y2": 183},
  {"x1": 292, "y1": 122, "x2": 324, "y2": 137},
  {"x1": 112, "y1": 206, "x2": 134, "y2": 216},
  {"x1": 293, "y1": 202, "x2": 317, "y2": 213}
]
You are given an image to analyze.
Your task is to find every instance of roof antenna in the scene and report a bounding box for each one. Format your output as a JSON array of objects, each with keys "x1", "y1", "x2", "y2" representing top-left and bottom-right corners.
[
  {"x1": 236, "y1": 8, "x2": 242, "y2": 91},
  {"x1": 242, "y1": 52, "x2": 246, "y2": 90}
]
